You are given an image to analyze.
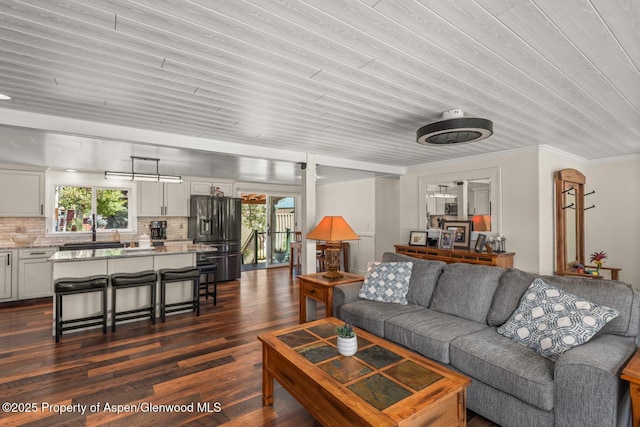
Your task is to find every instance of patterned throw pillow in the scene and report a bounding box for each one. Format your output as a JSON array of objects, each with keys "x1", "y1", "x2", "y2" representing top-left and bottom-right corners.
[
  {"x1": 359, "y1": 261, "x2": 413, "y2": 305},
  {"x1": 497, "y1": 278, "x2": 619, "y2": 361}
]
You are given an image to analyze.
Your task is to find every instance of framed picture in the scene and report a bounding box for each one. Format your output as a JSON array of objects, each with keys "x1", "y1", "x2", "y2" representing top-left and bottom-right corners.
[
  {"x1": 474, "y1": 234, "x2": 487, "y2": 253},
  {"x1": 443, "y1": 220, "x2": 473, "y2": 249},
  {"x1": 439, "y1": 230, "x2": 453, "y2": 249},
  {"x1": 409, "y1": 231, "x2": 428, "y2": 246}
]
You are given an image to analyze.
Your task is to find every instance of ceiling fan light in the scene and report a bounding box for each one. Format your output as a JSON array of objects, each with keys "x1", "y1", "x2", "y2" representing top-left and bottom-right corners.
[{"x1": 417, "y1": 110, "x2": 493, "y2": 146}]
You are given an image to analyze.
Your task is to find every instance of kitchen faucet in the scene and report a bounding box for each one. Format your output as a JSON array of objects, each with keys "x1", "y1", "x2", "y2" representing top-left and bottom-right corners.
[{"x1": 92, "y1": 214, "x2": 97, "y2": 241}]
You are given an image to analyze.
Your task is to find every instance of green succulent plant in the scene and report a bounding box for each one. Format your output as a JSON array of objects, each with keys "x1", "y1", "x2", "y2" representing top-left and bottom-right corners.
[{"x1": 336, "y1": 322, "x2": 355, "y2": 338}]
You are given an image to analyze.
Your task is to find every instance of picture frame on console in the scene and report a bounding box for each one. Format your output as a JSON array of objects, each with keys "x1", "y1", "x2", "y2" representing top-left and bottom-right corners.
[
  {"x1": 443, "y1": 220, "x2": 472, "y2": 250},
  {"x1": 439, "y1": 230, "x2": 453, "y2": 250},
  {"x1": 474, "y1": 234, "x2": 487, "y2": 253},
  {"x1": 409, "y1": 231, "x2": 428, "y2": 246}
]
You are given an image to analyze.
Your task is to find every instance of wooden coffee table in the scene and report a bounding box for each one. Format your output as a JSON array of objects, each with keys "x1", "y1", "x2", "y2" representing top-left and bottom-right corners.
[{"x1": 258, "y1": 317, "x2": 471, "y2": 426}]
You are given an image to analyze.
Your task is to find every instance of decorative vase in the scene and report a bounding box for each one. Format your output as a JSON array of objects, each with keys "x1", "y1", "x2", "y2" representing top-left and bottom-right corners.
[
  {"x1": 337, "y1": 336, "x2": 358, "y2": 356},
  {"x1": 274, "y1": 251, "x2": 287, "y2": 263}
]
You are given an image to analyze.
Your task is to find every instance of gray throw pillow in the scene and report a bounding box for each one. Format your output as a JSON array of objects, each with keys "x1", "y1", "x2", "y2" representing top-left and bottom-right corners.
[
  {"x1": 359, "y1": 261, "x2": 413, "y2": 305},
  {"x1": 382, "y1": 252, "x2": 446, "y2": 307}
]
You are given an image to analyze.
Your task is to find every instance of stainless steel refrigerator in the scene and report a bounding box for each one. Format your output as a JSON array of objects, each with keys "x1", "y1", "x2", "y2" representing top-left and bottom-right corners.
[{"x1": 188, "y1": 196, "x2": 242, "y2": 281}]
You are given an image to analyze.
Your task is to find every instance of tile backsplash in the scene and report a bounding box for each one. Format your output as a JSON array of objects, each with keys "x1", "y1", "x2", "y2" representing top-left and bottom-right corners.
[{"x1": 0, "y1": 216, "x2": 189, "y2": 247}]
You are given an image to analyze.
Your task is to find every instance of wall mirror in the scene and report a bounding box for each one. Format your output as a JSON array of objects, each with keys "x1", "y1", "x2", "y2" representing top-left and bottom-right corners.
[
  {"x1": 419, "y1": 167, "x2": 501, "y2": 234},
  {"x1": 554, "y1": 168, "x2": 585, "y2": 274}
]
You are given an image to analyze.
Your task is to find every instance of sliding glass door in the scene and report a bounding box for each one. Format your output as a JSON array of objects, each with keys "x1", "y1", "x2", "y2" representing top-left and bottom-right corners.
[{"x1": 240, "y1": 192, "x2": 297, "y2": 269}]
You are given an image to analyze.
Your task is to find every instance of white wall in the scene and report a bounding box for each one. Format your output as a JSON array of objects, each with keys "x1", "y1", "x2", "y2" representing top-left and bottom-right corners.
[
  {"x1": 402, "y1": 148, "x2": 543, "y2": 273},
  {"x1": 316, "y1": 178, "x2": 376, "y2": 275},
  {"x1": 316, "y1": 178, "x2": 375, "y2": 233},
  {"x1": 537, "y1": 148, "x2": 587, "y2": 274},
  {"x1": 374, "y1": 177, "x2": 401, "y2": 260},
  {"x1": 316, "y1": 149, "x2": 639, "y2": 285},
  {"x1": 586, "y1": 156, "x2": 640, "y2": 286}
]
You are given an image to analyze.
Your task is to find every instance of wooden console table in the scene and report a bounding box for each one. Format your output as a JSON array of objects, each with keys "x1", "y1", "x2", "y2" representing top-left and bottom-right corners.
[
  {"x1": 395, "y1": 244, "x2": 514, "y2": 268},
  {"x1": 622, "y1": 349, "x2": 640, "y2": 427}
]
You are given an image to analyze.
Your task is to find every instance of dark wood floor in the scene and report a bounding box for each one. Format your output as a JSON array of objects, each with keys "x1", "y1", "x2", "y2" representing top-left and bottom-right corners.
[{"x1": 0, "y1": 267, "x2": 496, "y2": 426}]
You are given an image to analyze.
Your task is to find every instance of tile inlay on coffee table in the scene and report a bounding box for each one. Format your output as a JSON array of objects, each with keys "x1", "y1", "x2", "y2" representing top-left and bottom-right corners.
[{"x1": 259, "y1": 318, "x2": 471, "y2": 426}]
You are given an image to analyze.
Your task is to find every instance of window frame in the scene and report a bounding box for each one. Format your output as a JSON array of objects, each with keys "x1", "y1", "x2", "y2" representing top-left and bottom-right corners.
[{"x1": 47, "y1": 171, "x2": 137, "y2": 238}]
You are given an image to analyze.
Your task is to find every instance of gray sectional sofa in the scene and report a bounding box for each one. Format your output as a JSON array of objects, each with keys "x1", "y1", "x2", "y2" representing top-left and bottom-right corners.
[{"x1": 332, "y1": 252, "x2": 640, "y2": 427}]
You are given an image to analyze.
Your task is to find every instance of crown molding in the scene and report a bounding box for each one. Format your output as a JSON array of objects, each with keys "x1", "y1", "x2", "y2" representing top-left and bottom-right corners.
[{"x1": 587, "y1": 153, "x2": 640, "y2": 165}]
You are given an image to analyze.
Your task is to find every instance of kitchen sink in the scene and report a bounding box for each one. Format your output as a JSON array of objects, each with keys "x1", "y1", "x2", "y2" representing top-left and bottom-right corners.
[{"x1": 60, "y1": 241, "x2": 124, "y2": 251}]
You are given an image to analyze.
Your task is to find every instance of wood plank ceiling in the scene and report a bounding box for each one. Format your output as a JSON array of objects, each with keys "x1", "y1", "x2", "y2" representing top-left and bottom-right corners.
[{"x1": 0, "y1": 0, "x2": 637, "y2": 183}]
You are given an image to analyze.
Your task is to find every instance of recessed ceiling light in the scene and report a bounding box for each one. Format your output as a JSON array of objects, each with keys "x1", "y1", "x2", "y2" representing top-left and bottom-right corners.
[
  {"x1": 66, "y1": 169, "x2": 77, "y2": 172},
  {"x1": 0, "y1": 94, "x2": 11, "y2": 101}
]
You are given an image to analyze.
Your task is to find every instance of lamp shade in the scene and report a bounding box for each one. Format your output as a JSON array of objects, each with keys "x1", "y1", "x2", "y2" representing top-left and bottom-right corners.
[{"x1": 307, "y1": 216, "x2": 360, "y2": 242}]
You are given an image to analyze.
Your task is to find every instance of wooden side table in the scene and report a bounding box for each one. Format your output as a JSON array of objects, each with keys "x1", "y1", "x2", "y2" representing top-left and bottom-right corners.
[
  {"x1": 622, "y1": 349, "x2": 640, "y2": 426},
  {"x1": 298, "y1": 272, "x2": 364, "y2": 323}
]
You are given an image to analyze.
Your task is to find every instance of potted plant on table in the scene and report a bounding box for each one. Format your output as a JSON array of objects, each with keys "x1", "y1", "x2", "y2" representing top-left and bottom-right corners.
[
  {"x1": 336, "y1": 322, "x2": 358, "y2": 356},
  {"x1": 589, "y1": 251, "x2": 608, "y2": 276},
  {"x1": 273, "y1": 242, "x2": 288, "y2": 263}
]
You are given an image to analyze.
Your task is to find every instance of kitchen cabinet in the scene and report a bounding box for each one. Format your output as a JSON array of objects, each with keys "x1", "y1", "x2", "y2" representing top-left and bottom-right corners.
[
  {"x1": 189, "y1": 181, "x2": 232, "y2": 196},
  {"x1": 0, "y1": 250, "x2": 16, "y2": 301},
  {"x1": 471, "y1": 189, "x2": 490, "y2": 215},
  {"x1": 138, "y1": 181, "x2": 189, "y2": 216},
  {"x1": 0, "y1": 170, "x2": 44, "y2": 216},
  {"x1": 18, "y1": 247, "x2": 57, "y2": 299},
  {"x1": 426, "y1": 195, "x2": 456, "y2": 215}
]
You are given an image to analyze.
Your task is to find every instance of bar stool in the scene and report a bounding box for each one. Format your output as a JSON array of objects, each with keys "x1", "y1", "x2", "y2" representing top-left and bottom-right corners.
[
  {"x1": 54, "y1": 274, "x2": 109, "y2": 343},
  {"x1": 159, "y1": 267, "x2": 200, "y2": 322},
  {"x1": 110, "y1": 270, "x2": 158, "y2": 332},
  {"x1": 199, "y1": 263, "x2": 218, "y2": 306}
]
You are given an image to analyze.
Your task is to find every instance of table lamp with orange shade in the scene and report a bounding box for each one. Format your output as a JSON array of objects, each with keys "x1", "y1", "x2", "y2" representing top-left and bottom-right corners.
[{"x1": 307, "y1": 216, "x2": 360, "y2": 280}]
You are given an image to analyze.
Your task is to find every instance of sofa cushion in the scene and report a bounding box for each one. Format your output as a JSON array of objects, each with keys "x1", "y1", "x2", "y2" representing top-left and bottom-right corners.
[
  {"x1": 359, "y1": 261, "x2": 412, "y2": 304},
  {"x1": 450, "y1": 327, "x2": 555, "y2": 411},
  {"x1": 384, "y1": 308, "x2": 489, "y2": 364},
  {"x1": 339, "y1": 300, "x2": 424, "y2": 337},
  {"x1": 497, "y1": 278, "x2": 619, "y2": 361},
  {"x1": 487, "y1": 268, "x2": 537, "y2": 326},
  {"x1": 381, "y1": 252, "x2": 446, "y2": 307},
  {"x1": 429, "y1": 263, "x2": 505, "y2": 323}
]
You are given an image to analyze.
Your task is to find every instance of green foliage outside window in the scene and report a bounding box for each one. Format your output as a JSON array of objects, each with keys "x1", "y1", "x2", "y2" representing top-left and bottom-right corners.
[{"x1": 55, "y1": 186, "x2": 129, "y2": 232}]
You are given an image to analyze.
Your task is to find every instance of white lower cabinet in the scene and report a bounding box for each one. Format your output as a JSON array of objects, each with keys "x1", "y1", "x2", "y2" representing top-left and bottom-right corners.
[
  {"x1": 0, "y1": 250, "x2": 15, "y2": 300},
  {"x1": 18, "y1": 248, "x2": 57, "y2": 299}
]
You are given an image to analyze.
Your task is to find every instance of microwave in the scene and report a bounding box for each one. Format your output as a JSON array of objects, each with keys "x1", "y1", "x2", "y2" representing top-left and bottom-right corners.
[{"x1": 445, "y1": 203, "x2": 458, "y2": 215}]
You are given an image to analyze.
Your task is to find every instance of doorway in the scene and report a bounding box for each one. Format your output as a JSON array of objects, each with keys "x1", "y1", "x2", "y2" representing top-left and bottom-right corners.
[{"x1": 240, "y1": 192, "x2": 297, "y2": 270}]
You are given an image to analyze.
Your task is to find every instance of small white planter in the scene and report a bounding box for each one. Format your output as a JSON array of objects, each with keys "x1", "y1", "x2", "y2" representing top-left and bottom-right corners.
[{"x1": 337, "y1": 336, "x2": 358, "y2": 356}]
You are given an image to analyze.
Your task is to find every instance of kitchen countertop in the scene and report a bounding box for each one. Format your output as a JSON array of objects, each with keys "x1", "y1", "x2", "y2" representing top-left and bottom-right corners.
[
  {"x1": 49, "y1": 243, "x2": 215, "y2": 263},
  {"x1": 0, "y1": 243, "x2": 59, "y2": 250},
  {"x1": 1, "y1": 239, "x2": 195, "y2": 250}
]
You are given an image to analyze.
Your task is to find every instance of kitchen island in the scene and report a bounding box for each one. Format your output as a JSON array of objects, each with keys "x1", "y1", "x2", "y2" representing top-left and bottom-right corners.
[{"x1": 49, "y1": 243, "x2": 215, "y2": 337}]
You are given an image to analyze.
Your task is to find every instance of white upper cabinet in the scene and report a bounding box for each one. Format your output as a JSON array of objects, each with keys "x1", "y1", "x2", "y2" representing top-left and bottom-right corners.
[
  {"x1": 138, "y1": 181, "x2": 189, "y2": 216},
  {"x1": 472, "y1": 189, "x2": 491, "y2": 215},
  {"x1": 0, "y1": 170, "x2": 44, "y2": 216},
  {"x1": 189, "y1": 181, "x2": 232, "y2": 197}
]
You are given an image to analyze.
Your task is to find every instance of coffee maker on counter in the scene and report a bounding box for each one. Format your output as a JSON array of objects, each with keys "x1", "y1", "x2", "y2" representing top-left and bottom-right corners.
[{"x1": 149, "y1": 221, "x2": 167, "y2": 240}]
